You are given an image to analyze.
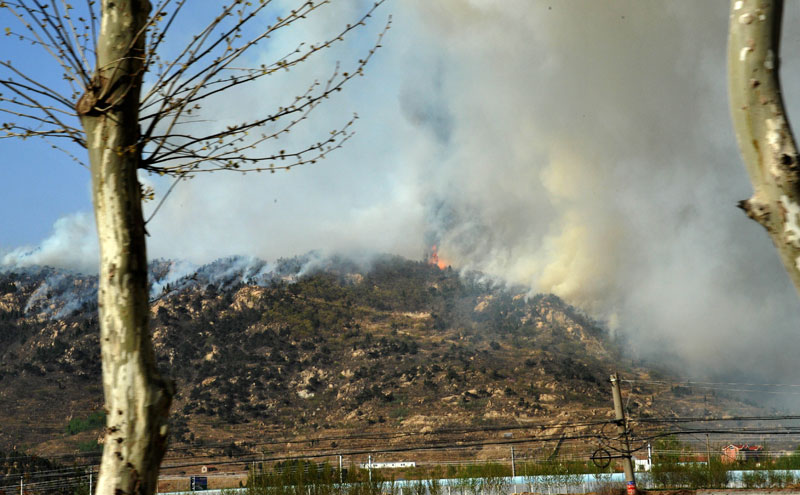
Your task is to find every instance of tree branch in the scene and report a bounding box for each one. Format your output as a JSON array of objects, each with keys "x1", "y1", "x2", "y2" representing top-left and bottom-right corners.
[
  {"x1": 143, "y1": 11, "x2": 390, "y2": 171},
  {"x1": 729, "y1": 0, "x2": 800, "y2": 295}
]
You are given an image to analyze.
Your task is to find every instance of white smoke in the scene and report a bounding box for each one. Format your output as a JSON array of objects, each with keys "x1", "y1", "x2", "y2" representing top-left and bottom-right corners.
[
  {"x1": 2, "y1": 212, "x2": 98, "y2": 274},
  {"x1": 6, "y1": 0, "x2": 800, "y2": 384}
]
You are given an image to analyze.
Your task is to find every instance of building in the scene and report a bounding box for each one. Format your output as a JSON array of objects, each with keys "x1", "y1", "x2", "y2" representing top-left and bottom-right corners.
[
  {"x1": 359, "y1": 461, "x2": 416, "y2": 469},
  {"x1": 634, "y1": 443, "x2": 653, "y2": 472},
  {"x1": 721, "y1": 444, "x2": 764, "y2": 464}
]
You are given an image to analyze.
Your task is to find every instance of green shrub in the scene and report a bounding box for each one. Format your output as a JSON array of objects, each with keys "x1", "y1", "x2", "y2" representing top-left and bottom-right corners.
[
  {"x1": 649, "y1": 436, "x2": 729, "y2": 489},
  {"x1": 246, "y1": 462, "x2": 387, "y2": 495},
  {"x1": 742, "y1": 469, "x2": 768, "y2": 489},
  {"x1": 65, "y1": 410, "x2": 106, "y2": 435},
  {"x1": 77, "y1": 440, "x2": 102, "y2": 453}
]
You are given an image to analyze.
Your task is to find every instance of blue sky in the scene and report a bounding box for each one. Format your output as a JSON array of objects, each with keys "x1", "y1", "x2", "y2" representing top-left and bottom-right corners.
[
  {"x1": 2, "y1": 137, "x2": 90, "y2": 245},
  {"x1": 1, "y1": 7, "x2": 93, "y2": 246},
  {"x1": 3, "y1": 1, "x2": 800, "y2": 384}
]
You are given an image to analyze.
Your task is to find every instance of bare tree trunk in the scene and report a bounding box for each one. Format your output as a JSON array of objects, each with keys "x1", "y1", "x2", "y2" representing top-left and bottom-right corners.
[
  {"x1": 77, "y1": 1, "x2": 172, "y2": 494},
  {"x1": 729, "y1": 0, "x2": 800, "y2": 297}
]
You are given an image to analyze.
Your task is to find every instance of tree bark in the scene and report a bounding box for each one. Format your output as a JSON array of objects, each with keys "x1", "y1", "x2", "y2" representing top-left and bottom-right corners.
[
  {"x1": 77, "y1": 1, "x2": 172, "y2": 494},
  {"x1": 729, "y1": 0, "x2": 800, "y2": 297}
]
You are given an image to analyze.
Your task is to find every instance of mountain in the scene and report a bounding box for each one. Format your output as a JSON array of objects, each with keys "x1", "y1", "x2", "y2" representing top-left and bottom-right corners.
[{"x1": 0, "y1": 255, "x2": 761, "y2": 462}]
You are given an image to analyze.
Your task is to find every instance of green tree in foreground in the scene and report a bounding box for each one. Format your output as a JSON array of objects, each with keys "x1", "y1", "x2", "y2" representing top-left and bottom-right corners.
[{"x1": 0, "y1": 1, "x2": 389, "y2": 493}]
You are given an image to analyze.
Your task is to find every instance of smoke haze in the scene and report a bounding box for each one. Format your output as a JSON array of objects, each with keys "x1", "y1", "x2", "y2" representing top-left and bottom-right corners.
[
  {"x1": 5, "y1": 1, "x2": 800, "y2": 386},
  {"x1": 2, "y1": 212, "x2": 97, "y2": 275}
]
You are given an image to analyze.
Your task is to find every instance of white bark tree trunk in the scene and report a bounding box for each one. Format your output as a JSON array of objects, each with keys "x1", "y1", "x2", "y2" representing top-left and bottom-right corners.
[
  {"x1": 729, "y1": 0, "x2": 800, "y2": 297},
  {"x1": 77, "y1": 1, "x2": 173, "y2": 493}
]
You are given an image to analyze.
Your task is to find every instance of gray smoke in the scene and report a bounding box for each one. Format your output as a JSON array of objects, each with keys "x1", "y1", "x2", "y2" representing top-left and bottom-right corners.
[
  {"x1": 5, "y1": 1, "x2": 800, "y2": 388},
  {"x1": 2, "y1": 212, "x2": 98, "y2": 274}
]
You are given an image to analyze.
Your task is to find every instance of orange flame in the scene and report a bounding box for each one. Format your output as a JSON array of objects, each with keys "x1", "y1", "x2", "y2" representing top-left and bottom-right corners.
[{"x1": 428, "y1": 244, "x2": 450, "y2": 270}]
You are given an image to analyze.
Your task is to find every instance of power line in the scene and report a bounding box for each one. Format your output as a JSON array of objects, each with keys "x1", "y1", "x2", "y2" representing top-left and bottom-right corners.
[
  {"x1": 0, "y1": 431, "x2": 604, "y2": 490},
  {"x1": 9, "y1": 414, "x2": 800, "y2": 490},
  {"x1": 623, "y1": 379, "x2": 800, "y2": 388},
  {"x1": 633, "y1": 414, "x2": 800, "y2": 424},
  {"x1": 0, "y1": 417, "x2": 616, "y2": 466}
]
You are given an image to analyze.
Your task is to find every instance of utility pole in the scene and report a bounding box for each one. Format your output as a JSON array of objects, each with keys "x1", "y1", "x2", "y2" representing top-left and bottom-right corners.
[
  {"x1": 339, "y1": 455, "x2": 343, "y2": 484},
  {"x1": 511, "y1": 446, "x2": 517, "y2": 494},
  {"x1": 511, "y1": 446, "x2": 516, "y2": 477},
  {"x1": 610, "y1": 373, "x2": 636, "y2": 494},
  {"x1": 706, "y1": 433, "x2": 712, "y2": 486}
]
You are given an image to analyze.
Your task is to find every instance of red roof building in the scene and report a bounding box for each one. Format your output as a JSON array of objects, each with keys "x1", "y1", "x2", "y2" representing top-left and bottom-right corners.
[{"x1": 721, "y1": 444, "x2": 764, "y2": 464}]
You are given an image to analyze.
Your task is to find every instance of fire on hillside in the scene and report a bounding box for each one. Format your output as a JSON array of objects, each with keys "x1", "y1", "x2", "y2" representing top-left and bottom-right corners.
[{"x1": 427, "y1": 244, "x2": 451, "y2": 270}]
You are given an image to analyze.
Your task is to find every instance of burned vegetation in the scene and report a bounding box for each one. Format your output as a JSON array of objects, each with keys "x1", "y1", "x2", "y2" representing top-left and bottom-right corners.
[{"x1": 0, "y1": 256, "x2": 724, "y2": 454}]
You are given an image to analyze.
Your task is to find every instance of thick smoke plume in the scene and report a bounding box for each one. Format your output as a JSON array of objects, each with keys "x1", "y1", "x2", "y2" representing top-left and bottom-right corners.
[
  {"x1": 5, "y1": 1, "x2": 800, "y2": 387},
  {"x1": 2, "y1": 212, "x2": 98, "y2": 274}
]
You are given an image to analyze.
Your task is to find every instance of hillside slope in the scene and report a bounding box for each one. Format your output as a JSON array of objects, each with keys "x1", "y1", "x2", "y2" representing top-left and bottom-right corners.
[{"x1": 0, "y1": 256, "x2": 759, "y2": 460}]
